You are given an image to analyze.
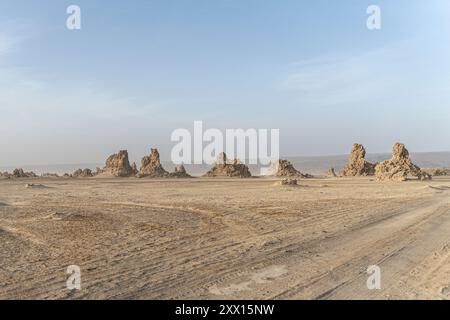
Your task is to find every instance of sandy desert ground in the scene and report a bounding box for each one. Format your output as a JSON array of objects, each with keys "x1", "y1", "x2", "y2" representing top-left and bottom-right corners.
[{"x1": 0, "y1": 176, "x2": 449, "y2": 300}]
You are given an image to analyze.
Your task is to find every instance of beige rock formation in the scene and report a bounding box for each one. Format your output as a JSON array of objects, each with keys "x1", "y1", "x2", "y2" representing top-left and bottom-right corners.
[
  {"x1": 423, "y1": 168, "x2": 450, "y2": 176},
  {"x1": 280, "y1": 178, "x2": 298, "y2": 186},
  {"x1": 340, "y1": 144, "x2": 376, "y2": 176},
  {"x1": 100, "y1": 150, "x2": 135, "y2": 177},
  {"x1": 131, "y1": 162, "x2": 138, "y2": 175},
  {"x1": 168, "y1": 164, "x2": 192, "y2": 178},
  {"x1": 204, "y1": 153, "x2": 252, "y2": 178},
  {"x1": 273, "y1": 159, "x2": 311, "y2": 178},
  {"x1": 73, "y1": 168, "x2": 94, "y2": 178},
  {"x1": 12, "y1": 168, "x2": 37, "y2": 178},
  {"x1": 327, "y1": 168, "x2": 337, "y2": 177},
  {"x1": 0, "y1": 172, "x2": 11, "y2": 179},
  {"x1": 375, "y1": 143, "x2": 432, "y2": 182},
  {"x1": 137, "y1": 148, "x2": 169, "y2": 178}
]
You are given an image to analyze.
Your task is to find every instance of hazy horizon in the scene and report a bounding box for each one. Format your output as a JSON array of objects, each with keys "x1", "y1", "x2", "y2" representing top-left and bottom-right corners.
[
  {"x1": 1, "y1": 0, "x2": 450, "y2": 165},
  {"x1": 2, "y1": 149, "x2": 450, "y2": 167},
  {"x1": 2, "y1": 150, "x2": 450, "y2": 176}
]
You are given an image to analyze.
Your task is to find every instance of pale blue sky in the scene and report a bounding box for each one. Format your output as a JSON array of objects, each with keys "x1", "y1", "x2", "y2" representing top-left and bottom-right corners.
[{"x1": 1, "y1": 0, "x2": 449, "y2": 165}]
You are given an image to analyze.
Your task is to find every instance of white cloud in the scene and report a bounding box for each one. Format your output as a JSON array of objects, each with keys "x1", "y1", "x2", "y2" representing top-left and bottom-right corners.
[
  {"x1": 279, "y1": 46, "x2": 406, "y2": 108},
  {"x1": 280, "y1": 37, "x2": 450, "y2": 112},
  {"x1": 0, "y1": 67, "x2": 166, "y2": 128}
]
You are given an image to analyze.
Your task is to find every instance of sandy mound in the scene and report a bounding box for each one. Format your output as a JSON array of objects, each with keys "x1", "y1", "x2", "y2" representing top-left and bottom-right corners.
[
  {"x1": 270, "y1": 159, "x2": 311, "y2": 178},
  {"x1": 375, "y1": 143, "x2": 432, "y2": 182},
  {"x1": 426, "y1": 185, "x2": 450, "y2": 191},
  {"x1": 99, "y1": 150, "x2": 136, "y2": 177},
  {"x1": 168, "y1": 165, "x2": 192, "y2": 178},
  {"x1": 41, "y1": 173, "x2": 59, "y2": 178},
  {"x1": 25, "y1": 183, "x2": 49, "y2": 189},
  {"x1": 204, "y1": 153, "x2": 252, "y2": 178},
  {"x1": 72, "y1": 168, "x2": 94, "y2": 178},
  {"x1": 279, "y1": 178, "x2": 298, "y2": 186},
  {"x1": 339, "y1": 144, "x2": 375, "y2": 176},
  {"x1": 137, "y1": 148, "x2": 169, "y2": 178},
  {"x1": 0, "y1": 172, "x2": 11, "y2": 179},
  {"x1": 1, "y1": 170, "x2": 39, "y2": 179}
]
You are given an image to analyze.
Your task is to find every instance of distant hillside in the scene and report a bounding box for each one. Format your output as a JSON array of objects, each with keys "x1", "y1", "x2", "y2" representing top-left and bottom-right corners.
[{"x1": 286, "y1": 152, "x2": 450, "y2": 175}]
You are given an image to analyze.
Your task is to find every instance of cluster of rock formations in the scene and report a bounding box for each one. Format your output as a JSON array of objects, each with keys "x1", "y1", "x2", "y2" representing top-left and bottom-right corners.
[
  {"x1": 0, "y1": 143, "x2": 442, "y2": 182},
  {"x1": 0, "y1": 148, "x2": 192, "y2": 179},
  {"x1": 338, "y1": 142, "x2": 432, "y2": 182},
  {"x1": 204, "y1": 153, "x2": 252, "y2": 178},
  {"x1": 169, "y1": 165, "x2": 191, "y2": 178},
  {"x1": 339, "y1": 144, "x2": 376, "y2": 177},
  {"x1": 375, "y1": 143, "x2": 431, "y2": 182},
  {"x1": 97, "y1": 148, "x2": 191, "y2": 178},
  {"x1": 13, "y1": 168, "x2": 37, "y2": 178},
  {"x1": 422, "y1": 168, "x2": 450, "y2": 177},
  {"x1": 96, "y1": 148, "x2": 192, "y2": 178},
  {"x1": 72, "y1": 168, "x2": 94, "y2": 178},
  {"x1": 1, "y1": 169, "x2": 37, "y2": 179}
]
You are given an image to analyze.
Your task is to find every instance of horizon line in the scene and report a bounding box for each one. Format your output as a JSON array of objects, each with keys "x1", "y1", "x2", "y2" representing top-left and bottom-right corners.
[{"x1": 2, "y1": 150, "x2": 450, "y2": 169}]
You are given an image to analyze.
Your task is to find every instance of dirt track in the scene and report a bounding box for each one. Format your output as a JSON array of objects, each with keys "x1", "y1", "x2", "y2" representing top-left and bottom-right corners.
[{"x1": 0, "y1": 177, "x2": 449, "y2": 299}]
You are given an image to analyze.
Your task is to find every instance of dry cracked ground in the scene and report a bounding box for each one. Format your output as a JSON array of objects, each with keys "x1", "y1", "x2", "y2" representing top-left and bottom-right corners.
[{"x1": 0, "y1": 177, "x2": 449, "y2": 299}]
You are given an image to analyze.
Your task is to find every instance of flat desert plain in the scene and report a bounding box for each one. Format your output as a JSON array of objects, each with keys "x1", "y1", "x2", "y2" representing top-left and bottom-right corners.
[{"x1": 0, "y1": 177, "x2": 449, "y2": 300}]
